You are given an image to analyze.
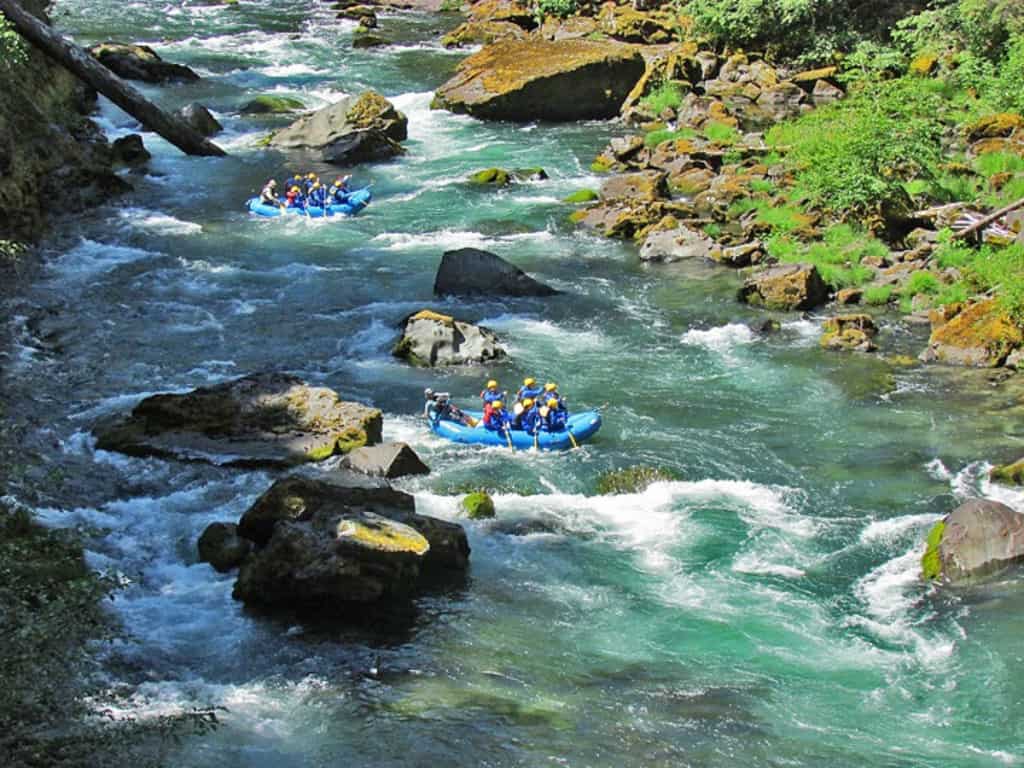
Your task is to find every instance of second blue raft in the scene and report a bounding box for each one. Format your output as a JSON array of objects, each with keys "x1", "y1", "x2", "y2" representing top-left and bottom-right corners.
[{"x1": 430, "y1": 409, "x2": 602, "y2": 451}]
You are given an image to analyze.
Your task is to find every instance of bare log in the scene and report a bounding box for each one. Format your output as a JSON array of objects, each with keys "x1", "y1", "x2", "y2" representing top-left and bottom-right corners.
[
  {"x1": 954, "y1": 196, "x2": 1024, "y2": 242},
  {"x1": 0, "y1": 0, "x2": 225, "y2": 157}
]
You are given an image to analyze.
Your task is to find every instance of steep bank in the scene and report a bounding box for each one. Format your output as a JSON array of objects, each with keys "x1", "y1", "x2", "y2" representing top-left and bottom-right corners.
[{"x1": 0, "y1": 0, "x2": 122, "y2": 256}]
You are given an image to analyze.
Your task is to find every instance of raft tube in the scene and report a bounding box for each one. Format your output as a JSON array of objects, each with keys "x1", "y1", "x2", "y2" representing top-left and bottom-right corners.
[
  {"x1": 430, "y1": 409, "x2": 601, "y2": 451},
  {"x1": 246, "y1": 187, "x2": 372, "y2": 218}
]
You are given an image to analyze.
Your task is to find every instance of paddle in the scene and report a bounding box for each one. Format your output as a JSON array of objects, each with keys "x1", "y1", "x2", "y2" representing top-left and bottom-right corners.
[
  {"x1": 567, "y1": 429, "x2": 579, "y2": 449},
  {"x1": 503, "y1": 425, "x2": 514, "y2": 451}
]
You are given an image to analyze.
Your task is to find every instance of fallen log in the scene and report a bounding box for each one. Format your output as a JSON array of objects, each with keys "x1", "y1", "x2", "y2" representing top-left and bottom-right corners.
[
  {"x1": 954, "y1": 195, "x2": 1024, "y2": 242},
  {"x1": 0, "y1": 0, "x2": 225, "y2": 157}
]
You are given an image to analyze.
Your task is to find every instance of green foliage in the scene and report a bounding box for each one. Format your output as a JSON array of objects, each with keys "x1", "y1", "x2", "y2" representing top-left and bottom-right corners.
[
  {"x1": 968, "y1": 242, "x2": 1024, "y2": 323},
  {"x1": 895, "y1": 1, "x2": 1024, "y2": 61},
  {"x1": 935, "y1": 281, "x2": 969, "y2": 306},
  {"x1": 903, "y1": 270, "x2": 941, "y2": 296},
  {"x1": 596, "y1": 466, "x2": 679, "y2": 495},
  {"x1": 921, "y1": 520, "x2": 946, "y2": 580},
  {"x1": 702, "y1": 120, "x2": 740, "y2": 145},
  {"x1": 534, "y1": 0, "x2": 577, "y2": 20},
  {"x1": 863, "y1": 285, "x2": 894, "y2": 305},
  {"x1": 0, "y1": 15, "x2": 27, "y2": 69},
  {"x1": 703, "y1": 222, "x2": 723, "y2": 238},
  {"x1": 767, "y1": 77, "x2": 945, "y2": 216},
  {"x1": 765, "y1": 224, "x2": 884, "y2": 290},
  {"x1": 934, "y1": 230, "x2": 977, "y2": 268},
  {"x1": 643, "y1": 126, "x2": 696, "y2": 148},
  {"x1": 642, "y1": 82, "x2": 685, "y2": 115},
  {"x1": 974, "y1": 151, "x2": 1024, "y2": 178},
  {"x1": 750, "y1": 178, "x2": 777, "y2": 195}
]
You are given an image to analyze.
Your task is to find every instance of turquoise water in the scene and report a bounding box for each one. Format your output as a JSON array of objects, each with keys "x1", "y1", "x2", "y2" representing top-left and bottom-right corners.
[{"x1": 7, "y1": 1, "x2": 1024, "y2": 765}]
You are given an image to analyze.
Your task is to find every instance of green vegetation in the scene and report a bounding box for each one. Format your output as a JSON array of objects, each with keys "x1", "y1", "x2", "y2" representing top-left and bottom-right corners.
[
  {"x1": 903, "y1": 270, "x2": 941, "y2": 297},
  {"x1": 863, "y1": 285, "x2": 894, "y2": 305},
  {"x1": 0, "y1": 16, "x2": 27, "y2": 70},
  {"x1": 702, "y1": 120, "x2": 740, "y2": 145},
  {"x1": 644, "y1": 126, "x2": 696, "y2": 148},
  {"x1": 596, "y1": 466, "x2": 679, "y2": 495},
  {"x1": 563, "y1": 189, "x2": 599, "y2": 204},
  {"x1": 921, "y1": 520, "x2": 946, "y2": 580},
  {"x1": 534, "y1": 0, "x2": 577, "y2": 20},
  {"x1": 460, "y1": 491, "x2": 496, "y2": 520},
  {"x1": 766, "y1": 224, "x2": 886, "y2": 290},
  {"x1": 641, "y1": 82, "x2": 686, "y2": 115}
]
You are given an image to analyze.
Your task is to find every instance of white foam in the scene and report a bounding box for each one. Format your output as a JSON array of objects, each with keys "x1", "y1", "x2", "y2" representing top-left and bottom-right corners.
[
  {"x1": 370, "y1": 228, "x2": 554, "y2": 252},
  {"x1": 50, "y1": 238, "x2": 161, "y2": 279},
  {"x1": 860, "y1": 513, "x2": 941, "y2": 545},
  {"x1": 116, "y1": 208, "x2": 203, "y2": 236},
  {"x1": 680, "y1": 323, "x2": 756, "y2": 360}
]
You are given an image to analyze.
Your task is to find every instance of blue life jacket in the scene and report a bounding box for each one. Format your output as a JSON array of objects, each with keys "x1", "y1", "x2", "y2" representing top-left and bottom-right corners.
[
  {"x1": 308, "y1": 187, "x2": 327, "y2": 207},
  {"x1": 485, "y1": 409, "x2": 511, "y2": 431},
  {"x1": 517, "y1": 385, "x2": 543, "y2": 402},
  {"x1": 481, "y1": 389, "x2": 503, "y2": 404},
  {"x1": 521, "y1": 406, "x2": 542, "y2": 435},
  {"x1": 543, "y1": 408, "x2": 567, "y2": 432}
]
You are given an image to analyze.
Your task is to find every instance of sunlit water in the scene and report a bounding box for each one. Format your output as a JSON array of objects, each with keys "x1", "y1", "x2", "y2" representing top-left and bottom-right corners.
[{"x1": 4, "y1": 1, "x2": 1024, "y2": 765}]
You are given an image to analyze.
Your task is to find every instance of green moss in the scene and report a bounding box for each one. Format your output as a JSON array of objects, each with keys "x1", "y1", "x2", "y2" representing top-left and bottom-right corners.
[
  {"x1": 644, "y1": 127, "x2": 696, "y2": 148},
  {"x1": 460, "y1": 491, "x2": 496, "y2": 520},
  {"x1": 335, "y1": 426, "x2": 370, "y2": 454},
  {"x1": 568, "y1": 209, "x2": 588, "y2": 224},
  {"x1": 863, "y1": 285, "x2": 894, "y2": 305},
  {"x1": 392, "y1": 336, "x2": 429, "y2": 366},
  {"x1": 597, "y1": 466, "x2": 679, "y2": 495},
  {"x1": 469, "y1": 167, "x2": 511, "y2": 185},
  {"x1": 590, "y1": 157, "x2": 614, "y2": 173},
  {"x1": 305, "y1": 439, "x2": 338, "y2": 462},
  {"x1": 990, "y1": 458, "x2": 1024, "y2": 485},
  {"x1": 702, "y1": 120, "x2": 741, "y2": 145},
  {"x1": 921, "y1": 520, "x2": 946, "y2": 580},
  {"x1": 339, "y1": 519, "x2": 430, "y2": 554},
  {"x1": 563, "y1": 188, "x2": 599, "y2": 204},
  {"x1": 240, "y1": 95, "x2": 306, "y2": 114}
]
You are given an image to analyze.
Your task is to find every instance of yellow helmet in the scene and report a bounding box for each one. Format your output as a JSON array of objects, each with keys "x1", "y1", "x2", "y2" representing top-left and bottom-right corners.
[
  {"x1": 547, "y1": 398, "x2": 559, "y2": 408},
  {"x1": 306, "y1": 172, "x2": 317, "y2": 179},
  {"x1": 524, "y1": 377, "x2": 536, "y2": 386},
  {"x1": 486, "y1": 379, "x2": 498, "y2": 389},
  {"x1": 544, "y1": 382, "x2": 557, "y2": 391},
  {"x1": 290, "y1": 186, "x2": 300, "y2": 193},
  {"x1": 523, "y1": 398, "x2": 534, "y2": 408},
  {"x1": 492, "y1": 400, "x2": 503, "y2": 410}
]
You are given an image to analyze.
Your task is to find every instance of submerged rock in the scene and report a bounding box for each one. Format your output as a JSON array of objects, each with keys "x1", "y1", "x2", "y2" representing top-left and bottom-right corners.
[
  {"x1": 393, "y1": 309, "x2": 507, "y2": 367},
  {"x1": 820, "y1": 314, "x2": 878, "y2": 353},
  {"x1": 990, "y1": 458, "x2": 1024, "y2": 485},
  {"x1": 434, "y1": 248, "x2": 559, "y2": 297},
  {"x1": 738, "y1": 263, "x2": 828, "y2": 312},
  {"x1": 89, "y1": 42, "x2": 200, "y2": 83},
  {"x1": 178, "y1": 102, "x2": 223, "y2": 137},
  {"x1": 432, "y1": 39, "x2": 646, "y2": 121},
  {"x1": 341, "y1": 442, "x2": 431, "y2": 479},
  {"x1": 270, "y1": 90, "x2": 407, "y2": 164},
  {"x1": 240, "y1": 95, "x2": 306, "y2": 114},
  {"x1": 461, "y1": 491, "x2": 496, "y2": 520},
  {"x1": 94, "y1": 372, "x2": 382, "y2": 467},
  {"x1": 197, "y1": 522, "x2": 251, "y2": 573},
  {"x1": 111, "y1": 134, "x2": 150, "y2": 165},
  {"x1": 596, "y1": 466, "x2": 678, "y2": 495},
  {"x1": 922, "y1": 499, "x2": 1024, "y2": 584},
  {"x1": 920, "y1": 299, "x2": 1023, "y2": 367}
]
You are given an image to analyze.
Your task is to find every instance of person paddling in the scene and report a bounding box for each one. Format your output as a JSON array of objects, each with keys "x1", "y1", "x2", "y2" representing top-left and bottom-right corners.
[
  {"x1": 329, "y1": 175, "x2": 352, "y2": 204},
  {"x1": 485, "y1": 400, "x2": 511, "y2": 433},
  {"x1": 259, "y1": 179, "x2": 283, "y2": 209},
  {"x1": 540, "y1": 397, "x2": 567, "y2": 432},
  {"x1": 480, "y1": 379, "x2": 505, "y2": 425}
]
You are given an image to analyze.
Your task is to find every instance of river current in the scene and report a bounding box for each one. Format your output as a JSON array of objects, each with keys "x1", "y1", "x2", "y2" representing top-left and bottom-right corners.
[{"x1": 5, "y1": 1, "x2": 1024, "y2": 765}]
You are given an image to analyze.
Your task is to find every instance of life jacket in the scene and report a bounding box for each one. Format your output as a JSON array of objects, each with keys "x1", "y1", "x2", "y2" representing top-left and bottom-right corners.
[
  {"x1": 521, "y1": 406, "x2": 541, "y2": 434},
  {"x1": 517, "y1": 385, "x2": 543, "y2": 402},
  {"x1": 485, "y1": 409, "x2": 509, "y2": 431},
  {"x1": 542, "y1": 407, "x2": 567, "y2": 432},
  {"x1": 259, "y1": 183, "x2": 278, "y2": 204}
]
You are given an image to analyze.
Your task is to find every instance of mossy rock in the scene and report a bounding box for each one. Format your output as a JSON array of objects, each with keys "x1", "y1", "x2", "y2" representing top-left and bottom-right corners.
[
  {"x1": 590, "y1": 157, "x2": 614, "y2": 173},
  {"x1": 469, "y1": 168, "x2": 511, "y2": 185},
  {"x1": 908, "y1": 53, "x2": 938, "y2": 77},
  {"x1": 513, "y1": 167, "x2": 548, "y2": 181},
  {"x1": 563, "y1": 189, "x2": 599, "y2": 204},
  {"x1": 921, "y1": 520, "x2": 946, "y2": 580},
  {"x1": 461, "y1": 491, "x2": 496, "y2": 520},
  {"x1": 597, "y1": 466, "x2": 678, "y2": 495},
  {"x1": 241, "y1": 95, "x2": 306, "y2": 115},
  {"x1": 568, "y1": 209, "x2": 588, "y2": 224},
  {"x1": 990, "y1": 458, "x2": 1024, "y2": 485}
]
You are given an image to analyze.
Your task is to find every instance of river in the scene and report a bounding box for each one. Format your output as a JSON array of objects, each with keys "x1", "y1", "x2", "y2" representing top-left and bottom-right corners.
[{"x1": 6, "y1": 1, "x2": 1024, "y2": 765}]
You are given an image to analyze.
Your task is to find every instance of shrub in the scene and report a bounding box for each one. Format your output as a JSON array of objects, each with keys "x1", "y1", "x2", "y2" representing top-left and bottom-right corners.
[
  {"x1": 903, "y1": 270, "x2": 941, "y2": 296},
  {"x1": 968, "y1": 242, "x2": 1024, "y2": 323},
  {"x1": 750, "y1": 178, "x2": 777, "y2": 195},
  {"x1": 535, "y1": 0, "x2": 577, "y2": 20},
  {"x1": 863, "y1": 285, "x2": 894, "y2": 305},
  {"x1": 0, "y1": 16, "x2": 27, "y2": 69},
  {"x1": 644, "y1": 126, "x2": 696, "y2": 148},
  {"x1": 642, "y1": 82, "x2": 686, "y2": 115},
  {"x1": 703, "y1": 120, "x2": 740, "y2": 145},
  {"x1": 765, "y1": 224, "x2": 885, "y2": 290},
  {"x1": 935, "y1": 281, "x2": 969, "y2": 306}
]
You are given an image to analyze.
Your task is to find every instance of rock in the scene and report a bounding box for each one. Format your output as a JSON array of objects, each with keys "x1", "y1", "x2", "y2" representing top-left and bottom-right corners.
[
  {"x1": 433, "y1": 247, "x2": 559, "y2": 297},
  {"x1": 467, "y1": 0, "x2": 535, "y2": 28},
  {"x1": 820, "y1": 314, "x2": 878, "y2": 353},
  {"x1": 469, "y1": 167, "x2": 512, "y2": 186},
  {"x1": 991, "y1": 458, "x2": 1024, "y2": 485},
  {"x1": 94, "y1": 372, "x2": 382, "y2": 466},
  {"x1": 965, "y1": 112, "x2": 1024, "y2": 141},
  {"x1": 790, "y1": 66, "x2": 838, "y2": 91},
  {"x1": 111, "y1": 134, "x2": 150, "y2": 165},
  {"x1": 609, "y1": 134, "x2": 645, "y2": 161},
  {"x1": 270, "y1": 90, "x2": 407, "y2": 164},
  {"x1": 639, "y1": 227, "x2": 714, "y2": 263},
  {"x1": 596, "y1": 466, "x2": 678, "y2": 495},
  {"x1": 240, "y1": 95, "x2": 306, "y2": 115},
  {"x1": 575, "y1": 200, "x2": 666, "y2": 240},
  {"x1": 352, "y1": 33, "x2": 391, "y2": 48},
  {"x1": 88, "y1": 42, "x2": 199, "y2": 83},
  {"x1": 432, "y1": 39, "x2": 646, "y2": 121},
  {"x1": 920, "y1": 299, "x2": 1023, "y2": 367},
  {"x1": 836, "y1": 287, "x2": 864, "y2": 305},
  {"x1": 738, "y1": 263, "x2": 828, "y2": 311},
  {"x1": 752, "y1": 319, "x2": 781, "y2": 334},
  {"x1": 341, "y1": 442, "x2": 430, "y2": 479},
  {"x1": 755, "y1": 82, "x2": 805, "y2": 121},
  {"x1": 197, "y1": 522, "x2": 251, "y2": 573},
  {"x1": 601, "y1": 170, "x2": 668, "y2": 203},
  {"x1": 669, "y1": 167, "x2": 716, "y2": 196},
  {"x1": 338, "y1": 5, "x2": 378, "y2": 25},
  {"x1": 441, "y1": 20, "x2": 527, "y2": 48},
  {"x1": 460, "y1": 491, "x2": 496, "y2": 520},
  {"x1": 563, "y1": 189, "x2": 599, "y2": 203},
  {"x1": 710, "y1": 240, "x2": 763, "y2": 268},
  {"x1": 393, "y1": 309, "x2": 507, "y2": 367},
  {"x1": 812, "y1": 79, "x2": 844, "y2": 102},
  {"x1": 923, "y1": 499, "x2": 1024, "y2": 584},
  {"x1": 598, "y1": 4, "x2": 676, "y2": 44},
  {"x1": 178, "y1": 102, "x2": 223, "y2": 137}
]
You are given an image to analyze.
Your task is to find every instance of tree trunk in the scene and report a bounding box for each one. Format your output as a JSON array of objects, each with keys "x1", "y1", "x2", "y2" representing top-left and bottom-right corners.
[
  {"x1": 0, "y1": 0, "x2": 225, "y2": 157},
  {"x1": 955, "y1": 196, "x2": 1024, "y2": 242}
]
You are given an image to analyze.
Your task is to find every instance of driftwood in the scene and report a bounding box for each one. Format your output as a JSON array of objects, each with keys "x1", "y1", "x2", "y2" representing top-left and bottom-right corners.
[
  {"x1": 0, "y1": 0, "x2": 225, "y2": 157},
  {"x1": 954, "y1": 196, "x2": 1024, "y2": 242}
]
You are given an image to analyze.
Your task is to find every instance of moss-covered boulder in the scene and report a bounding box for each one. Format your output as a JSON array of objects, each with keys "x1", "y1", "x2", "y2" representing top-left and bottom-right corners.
[
  {"x1": 197, "y1": 522, "x2": 252, "y2": 573},
  {"x1": 393, "y1": 309, "x2": 507, "y2": 367},
  {"x1": 920, "y1": 299, "x2": 1023, "y2": 367},
  {"x1": 639, "y1": 226, "x2": 714, "y2": 263},
  {"x1": 94, "y1": 373, "x2": 382, "y2": 467},
  {"x1": 442, "y1": 20, "x2": 527, "y2": 48},
  {"x1": 597, "y1": 4, "x2": 677, "y2": 44},
  {"x1": 922, "y1": 499, "x2": 1024, "y2": 584},
  {"x1": 738, "y1": 263, "x2": 829, "y2": 311},
  {"x1": 964, "y1": 112, "x2": 1024, "y2": 141},
  {"x1": 432, "y1": 39, "x2": 646, "y2": 121},
  {"x1": 88, "y1": 42, "x2": 199, "y2": 83},
  {"x1": 820, "y1": 314, "x2": 879, "y2": 353},
  {"x1": 563, "y1": 189, "x2": 599, "y2": 204},
  {"x1": 600, "y1": 170, "x2": 669, "y2": 203},
  {"x1": 270, "y1": 90, "x2": 407, "y2": 164},
  {"x1": 240, "y1": 95, "x2": 306, "y2": 115},
  {"x1": 990, "y1": 458, "x2": 1024, "y2": 485},
  {"x1": 597, "y1": 466, "x2": 678, "y2": 495},
  {"x1": 468, "y1": 0, "x2": 535, "y2": 28},
  {"x1": 461, "y1": 491, "x2": 496, "y2": 520}
]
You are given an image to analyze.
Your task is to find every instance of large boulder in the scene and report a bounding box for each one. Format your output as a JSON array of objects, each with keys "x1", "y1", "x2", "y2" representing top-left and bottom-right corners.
[
  {"x1": 197, "y1": 522, "x2": 251, "y2": 573},
  {"x1": 270, "y1": 90, "x2": 407, "y2": 164},
  {"x1": 232, "y1": 476, "x2": 469, "y2": 613},
  {"x1": 240, "y1": 95, "x2": 306, "y2": 115},
  {"x1": 94, "y1": 373, "x2": 382, "y2": 467},
  {"x1": 922, "y1": 499, "x2": 1024, "y2": 584},
  {"x1": 433, "y1": 248, "x2": 559, "y2": 297},
  {"x1": 178, "y1": 103, "x2": 223, "y2": 137},
  {"x1": 393, "y1": 309, "x2": 507, "y2": 367},
  {"x1": 820, "y1": 314, "x2": 879, "y2": 353},
  {"x1": 738, "y1": 263, "x2": 828, "y2": 311},
  {"x1": 341, "y1": 442, "x2": 430, "y2": 479},
  {"x1": 920, "y1": 299, "x2": 1023, "y2": 367},
  {"x1": 639, "y1": 227, "x2": 714, "y2": 263},
  {"x1": 600, "y1": 170, "x2": 668, "y2": 203},
  {"x1": 442, "y1": 20, "x2": 528, "y2": 48},
  {"x1": 88, "y1": 42, "x2": 199, "y2": 83},
  {"x1": 432, "y1": 39, "x2": 646, "y2": 121}
]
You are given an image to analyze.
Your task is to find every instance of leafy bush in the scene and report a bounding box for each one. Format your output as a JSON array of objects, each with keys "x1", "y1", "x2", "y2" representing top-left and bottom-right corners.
[
  {"x1": 863, "y1": 285, "x2": 895, "y2": 305},
  {"x1": 934, "y1": 230, "x2": 977, "y2": 268},
  {"x1": 534, "y1": 0, "x2": 577, "y2": 20},
  {"x1": 703, "y1": 120, "x2": 740, "y2": 145},
  {"x1": 968, "y1": 242, "x2": 1024, "y2": 322},
  {"x1": 903, "y1": 270, "x2": 941, "y2": 296},
  {"x1": 975, "y1": 151, "x2": 1024, "y2": 178},
  {"x1": 642, "y1": 82, "x2": 685, "y2": 115},
  {"x1": 765, "y1": 224, "x2": 885, "y2": 290},
  {"x1": 750, "y1": 178, "x2": 777, "y2": 195},
  {"x1": 644, "y1": 126, "x2": 696, "y2": 148},
  {"x1": 935, "y1": 281, "x2": 969, "y2": 306},
  {"x1": 0, "y1": 15, "x2": 27, "y2": 69}
]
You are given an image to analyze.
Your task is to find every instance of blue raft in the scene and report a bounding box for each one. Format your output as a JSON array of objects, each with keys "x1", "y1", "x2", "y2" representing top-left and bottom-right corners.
[
  {"x1": 246, "y1": 187, "x2": 372, "y2": 218},
  {"x1": 430, "y1": 409, "x2": 601, "y2": 451}
]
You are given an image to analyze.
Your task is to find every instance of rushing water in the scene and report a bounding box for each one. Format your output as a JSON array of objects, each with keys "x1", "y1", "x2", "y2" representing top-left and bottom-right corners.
[{"x1": 5, "y1": 1, "x2": 1024, "y2": 765}]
